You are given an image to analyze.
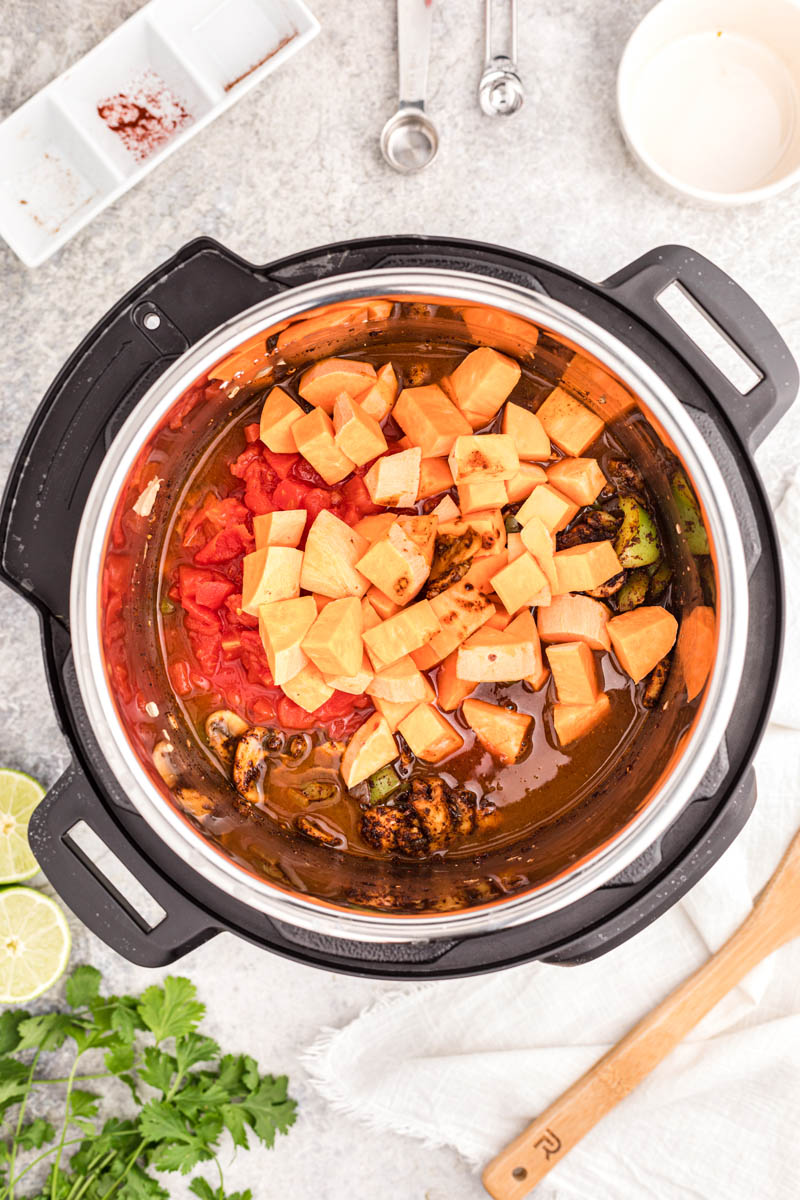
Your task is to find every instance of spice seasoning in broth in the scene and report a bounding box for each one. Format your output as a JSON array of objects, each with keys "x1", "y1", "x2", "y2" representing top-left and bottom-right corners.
[{"x1": 152, "y1": 327, "x2": 688, "y2": 882}]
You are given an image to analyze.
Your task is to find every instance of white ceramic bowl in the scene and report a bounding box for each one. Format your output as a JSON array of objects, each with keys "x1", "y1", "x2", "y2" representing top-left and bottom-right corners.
[{"x1": 618, "y1": 0, "x2": 800, "y2": 205}]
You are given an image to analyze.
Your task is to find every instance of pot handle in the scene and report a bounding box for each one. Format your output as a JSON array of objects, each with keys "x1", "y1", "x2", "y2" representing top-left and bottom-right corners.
[
  {"x1": 28, "y1": 764, "x2": 221, "y2": 967},
  {"x1": 602, "y1": 244, "x2": 798, "y2": 451}
]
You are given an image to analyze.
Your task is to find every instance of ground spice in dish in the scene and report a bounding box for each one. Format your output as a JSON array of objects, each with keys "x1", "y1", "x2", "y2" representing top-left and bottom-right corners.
[
  {"x1": 223, "y1": 32, "x2": 296, "y2": 91},
  {"x1": 97, "y1": 69, "x2": 192, "y2": 162}
]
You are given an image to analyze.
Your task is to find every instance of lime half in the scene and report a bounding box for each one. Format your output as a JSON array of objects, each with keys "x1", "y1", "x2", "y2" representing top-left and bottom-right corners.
[
  {"x1": 0, "y1": 768, "x2": 45, "y2": 883},
  {"x1": 0, "y1": 889, "x2": 71, "y2": 1004}
]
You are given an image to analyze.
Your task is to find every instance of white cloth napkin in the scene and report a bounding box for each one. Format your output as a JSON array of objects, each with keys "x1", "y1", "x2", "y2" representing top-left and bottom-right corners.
[{"x1": 303, "y1": 468, "x2": 800, "y2": 1199}]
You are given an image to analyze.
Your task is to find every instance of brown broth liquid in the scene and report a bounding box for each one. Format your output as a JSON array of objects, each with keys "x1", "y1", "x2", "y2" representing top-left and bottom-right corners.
[{"x1": 159, "y1": 341, "x2": 666, "y2": 866}]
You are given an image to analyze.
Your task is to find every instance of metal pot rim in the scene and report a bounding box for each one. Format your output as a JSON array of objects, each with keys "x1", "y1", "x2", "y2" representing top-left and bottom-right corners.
[{"x1": 70, "y1": 267, "x2": 749, "y2": 942}]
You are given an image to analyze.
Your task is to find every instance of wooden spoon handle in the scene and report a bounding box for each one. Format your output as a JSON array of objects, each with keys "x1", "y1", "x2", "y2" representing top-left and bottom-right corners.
[{"x1": 482, "y1": 900, "x2": 786, "y2": 1200}]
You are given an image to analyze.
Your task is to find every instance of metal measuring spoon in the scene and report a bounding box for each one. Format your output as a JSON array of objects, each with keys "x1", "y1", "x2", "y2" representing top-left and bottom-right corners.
[
  {"x1": 381, "y1": 0, "x2": 439, "y2": 173},
  {"x1": 479, "y1": 0, "x2": 524, "y2": 116}
]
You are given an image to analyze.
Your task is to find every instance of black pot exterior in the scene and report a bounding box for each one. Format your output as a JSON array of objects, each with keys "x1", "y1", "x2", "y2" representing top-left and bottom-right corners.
[{"x1": 1, "y1": 236, "x2": 793, "y2": 976}]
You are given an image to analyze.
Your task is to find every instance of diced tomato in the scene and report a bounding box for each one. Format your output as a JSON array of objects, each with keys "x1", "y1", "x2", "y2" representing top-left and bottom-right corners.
[
  {"x1": 341, "y1": 474, "x2": 382, "y2": 517},
  {"x1": 303, "y1": 488, "x2": 334, "y2": 522},
  {"x1": 169, "y1": 660, "x2": 192, "y2": 696},
  {"x1": 276, "y1": 695, "x2": 318, "y2": 730},
  {"x1": 194, "y1": 577, "x2": 235, "y2": 610},
  {"x1": 241, "y1": 458, "x2": 277, "y2": 515},
  {"x1": 239, "y1": 630, "x2": 274, "y2": 688},
  {"x1": 230, "y1": 444, "x2": 263, "y2": 478},
  {"x1": 251, "y1": 697, "x2": 277, "y2": 723},
  {"x1": 244, "y1": 423, "x2": 262, "y2": 443},
  {"x1": 272, "y1": 478, "x2": 311, "y2": 510},
  {"x1": 194, "y1": 525, "x2": 252, "y2": 565},
  {"x1": 263, "y1": 449, "x2": 300, "y2": 480},
  {"x1": 224, "y1": 593, "x2": 259, "y2": 629}
]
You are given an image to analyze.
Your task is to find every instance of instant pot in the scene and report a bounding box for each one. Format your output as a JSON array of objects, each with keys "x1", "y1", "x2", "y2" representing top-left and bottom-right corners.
[{"x1": 1, "y1": 236, "x2": 794, "y2": 976}]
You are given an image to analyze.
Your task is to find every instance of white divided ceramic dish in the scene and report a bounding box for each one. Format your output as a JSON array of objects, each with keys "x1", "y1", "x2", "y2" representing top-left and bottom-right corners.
[
  {"x1": 618, "y1": 0, "x2": 800, "y2": 205},
  {"x1": 0, "y1": 0, "x2": 319, "y2": 266}
]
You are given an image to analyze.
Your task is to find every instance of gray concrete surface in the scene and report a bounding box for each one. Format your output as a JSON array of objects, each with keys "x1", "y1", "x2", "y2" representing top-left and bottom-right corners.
[{"x1": 2, "y1": 2, "x2": 800, "y2": 1197}]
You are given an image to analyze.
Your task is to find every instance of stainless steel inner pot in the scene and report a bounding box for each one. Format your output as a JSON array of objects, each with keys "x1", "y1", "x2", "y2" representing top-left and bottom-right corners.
[{"x1": 69, "y1": 268, "x2": 749, "y2": 943}]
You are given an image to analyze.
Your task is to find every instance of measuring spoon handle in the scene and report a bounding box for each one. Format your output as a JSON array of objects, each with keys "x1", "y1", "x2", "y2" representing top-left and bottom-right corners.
[{"x1": 397, "y1": 0, "x2": 434, "y2": 108}]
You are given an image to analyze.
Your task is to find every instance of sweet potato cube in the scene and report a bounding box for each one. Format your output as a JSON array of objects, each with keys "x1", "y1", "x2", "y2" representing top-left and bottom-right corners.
[
  {"x1": 505, "y1": 462, "x2": 548, "y2": 504},
  {"x1": 431, "y1": 495, "x2": 460, "y2": 522},
  {"x1": 358, "y1": 362, "x2": 398, "y2": 423},
  {"x1": 398, "y1": 704, "x2": 464, "y2": 763},
  {"x1": 354, "y1": 512, "x2": 395, "y2": 543},
  {"x1": 298, "y1": 357, "x2": 376, "y2": 414},
  {"x1": 396, "y1": 515, "x2": 437, "y2": 565},
  {"x1": 462, "y1": 550, "x2": 509, "y2": 590},
  {"x1": 490, "y1": 552, "x2": 548, "y2": 615},
  {"x1": 427, "y1": 579, "x2": 496, "y2": 661},
  {"x1": 520, "y1": 516, "x2": 557, "y2": 590},
  {"x1": 448, "y1": 435, "x2": 519, "y2": 484},
  {"x1": 458, "y1": 479, "x2": 508, "y2": 514},
  {"x1": 276, "y1": 306, "x2": 369, "y2": 353},
  {"x1": 366, "y1": 584, "x2": 400, "y2": 620},
  {"x1": 340, "y1": 712, "x2": 397, "y2": 788},
  {"x1": 371, "y1": 675, "x2": 436, "y2": 731},
  {"x1": 537, "y1": 593, "x2": 611, "y2": 651},
  {"x1": 361, "y1": 595, "x2": 382, "y2": 629},
  {"x1": 259, "y1": 386, "x2": 305, "y2": 453},
  {"x1": 546, "y1": 457, "x2": 606, "y2": 506},
  {"x1": 553, "y1": 541, "x2": 623, "y2": 594},
  {"x1": 456, "y1": 621, "x2": 537, "y2": 682},
  {"x1": 553, "y1": 693, "x2": 611, "y2": 746},
  {"x1": 501, "y1": 402, "x2": 550, "y2": 460},
  {"x1": 281, "y1": 661, "x2": 335, "y2": 714},
  {"x1": 536, "y1": 387, "x2": 605, "y2": 456},
  {"x1": 435, "y1": 649, "x2": 477, "y2": 710},
  {"x1": 676, "y1": 605, "x2": 716, "y2": 702},
  {"x1": 366, "y1": 656, "x2": 430, "y2": 703},
  {"x1": 410, "y1": 643, "x2": 442, "y2": 671},
  {"x1": 357, "y1": 531, "x2": 430, "y2": 608},
  {"x1": 258, "y1": 595, "x2": 317, "y2": 685},
  {"x1": 324, "y1": 650, "x2": 374, "y2": 695},
  {"x1": 525, "y1": 663, "x2": 550, "y2": 691},
  {"x1": 333, "y1": 393, "x2": 388, "y2": 466},
  {"x1": 457, "y1": 306, "x2": 540, "y2": 352},
  {"x1": 417, "y1": 456, "x2": 455, "y2": 501},
  {"x1": 253, "y1": 509, "x2": 307, "y2": 549},
  {"x1": 546, "y1": 641, "x2": 600, "y2": 705},
  {"x1": 608, "y1": 605, "x2": 679, "y2": 683},
  {"x1": 517, "y1": 484, "x2": 580, "y2": 533},
  {"x1": 313, "y1": 594, "x2": 334, "y2": 612},
  {"x1": 364, "y1": 447, "x2": 421, "y2": 507},
  {"x1": 485, "y1": 605, "x2": 513, "y2": 629},
  {"x1": 449, "y1": 347, "x2": 521, "y2": 425},
  {"x1": 438, "y1": 510, "x2": 506, "y2": 559},
  {"x1": 462, "y1": 698, "x2": 532, "y2": 764},
  {"x1": 393, "y1": 384, "x2": 472, "y2": 456},
  {"x1": 302, "y1": 596, "x2": 363, "y2": 677},
  {"x1": 241, "y1": 546, "x2": 302, "y2": 615},
  {"x1": 292, "y1": 408, "x2": 355, "y2": 485},
  {"x1": 300, "y1": 510, "x2": 369, "y2": 598},
  {"x1": 506, "y1": 533, "x2": 524, "y2": 563},
  {"x1": 362, "y1": 600, "x2": 441, "y2": 669}
]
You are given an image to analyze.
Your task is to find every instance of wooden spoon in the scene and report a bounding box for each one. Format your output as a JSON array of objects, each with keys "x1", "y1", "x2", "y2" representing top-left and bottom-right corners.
[{"x1": 482, "y1": 825, "x2": 800, "y2": 1200}]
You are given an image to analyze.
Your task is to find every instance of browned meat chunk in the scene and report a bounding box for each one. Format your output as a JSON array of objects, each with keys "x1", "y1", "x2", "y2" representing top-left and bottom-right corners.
[
  {"x1": 607, "y1": 458, "x2": 647, "y2": 503},
  {"x1": 295, "y1": 815, "x2": 344, "y2": 848},
  {"x1": 642, "y1": 656, "x2": 671, "y2": 708},
  {"x1": 586, "y1": 571, "x2": 625, "y2": 599},
  {"x1": 426, "y1": 530, "x2": 481, "y2": 597},
  {"x1": 557, "y1": 509, "x2": 620, "y2": 549},
  {"x1": 360, "y1": 776, "x2": 485, "y2": 858}
]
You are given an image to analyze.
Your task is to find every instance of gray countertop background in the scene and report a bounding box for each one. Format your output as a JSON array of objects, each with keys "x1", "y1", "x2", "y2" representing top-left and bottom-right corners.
[{"x1": 2, "y1": 2, "x2": 800, "y2": 1196}]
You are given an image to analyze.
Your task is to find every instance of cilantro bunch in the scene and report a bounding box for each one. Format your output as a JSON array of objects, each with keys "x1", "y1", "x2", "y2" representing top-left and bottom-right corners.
[{"x1": 0, "y1": 966, "x2": 296, "y2": 1200}]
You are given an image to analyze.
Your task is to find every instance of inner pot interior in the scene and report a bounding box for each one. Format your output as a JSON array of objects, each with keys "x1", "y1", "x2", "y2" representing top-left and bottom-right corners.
[{"x1": 97, "y1": 292, "x2": 718, "y2": 917}]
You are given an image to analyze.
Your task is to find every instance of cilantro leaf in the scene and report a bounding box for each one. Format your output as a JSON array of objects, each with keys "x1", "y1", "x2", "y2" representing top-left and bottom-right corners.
[
  {"x1": 239, "y1": 1076, "x2": 297, "y2": 1147},
  {"x1": 69, "y1": 1088, "x2": 100, "y2": 1120},
  {"x1": 16, "y1": 1117, "x2": 56, "y2": 1150},
  {"x1": 138, "y1": 978, "x2": 204, "y2": 1043},
  {"x1": 65, "y1": 965, "x2": 102, "y2": 1008},
  {"x1": 138, "y1": 1047, "x2": 176, "y2": 1095},
  {"x1": 15, "y1": 1012, "x2": 82, "y2": 1052},
  {"x1": 0, "y1": 1008, "x2": 30, "y2": 1054},
  {"x1": 189, "y1": 1181, "x2": 217, "y2": 1200},
  {"x1": 175, "y1": 1033, "x2": 220, "y2": 1075},
  {"x1": 105, "y1": 1042, "x2": 136, "y2": 1074}
]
